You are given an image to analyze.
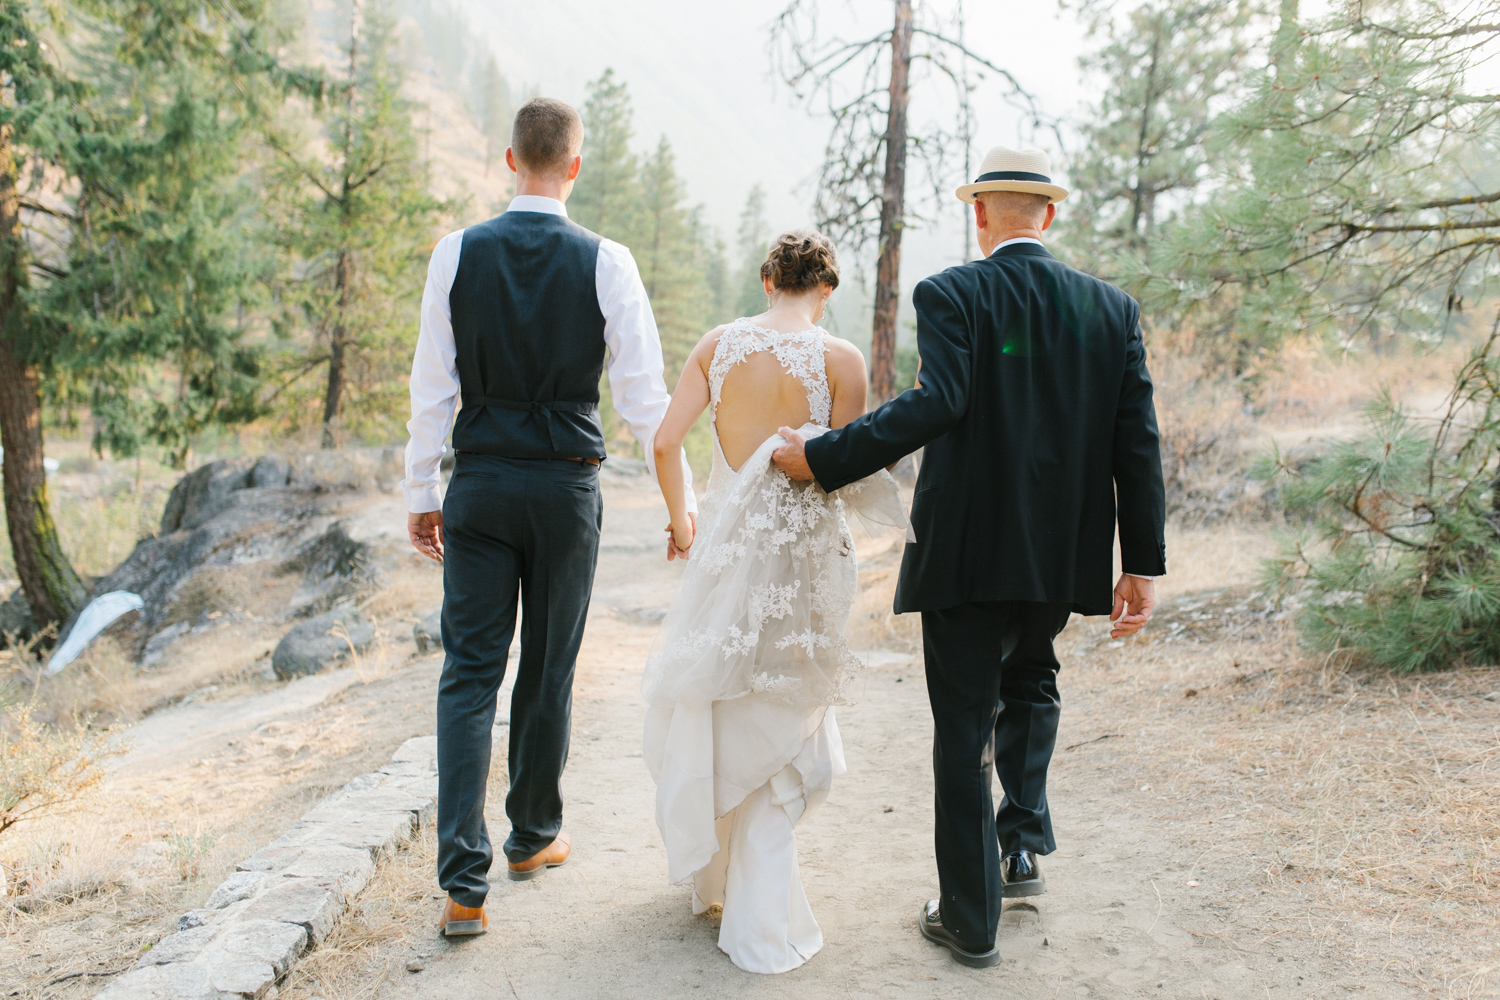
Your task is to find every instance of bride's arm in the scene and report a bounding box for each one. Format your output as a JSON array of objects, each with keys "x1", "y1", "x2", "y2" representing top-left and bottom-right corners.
[{"x1": 652, "y1": 331, "x2": 718, "y2": 558}]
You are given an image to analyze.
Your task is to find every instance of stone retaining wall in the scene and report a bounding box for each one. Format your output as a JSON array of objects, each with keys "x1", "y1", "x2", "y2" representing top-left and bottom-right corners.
[{"x1": 96, "y1": 736, "x2": 438, "y2": 1000}]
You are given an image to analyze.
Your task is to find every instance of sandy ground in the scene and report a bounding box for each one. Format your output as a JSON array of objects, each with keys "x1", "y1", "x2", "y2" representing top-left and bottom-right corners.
[
  {"x1": 294, "y1": 476, "x2": 1457, "y2": 1000},
  {"x1": 9, "y1": 470, "x2": 1495, "y2": 1000}
]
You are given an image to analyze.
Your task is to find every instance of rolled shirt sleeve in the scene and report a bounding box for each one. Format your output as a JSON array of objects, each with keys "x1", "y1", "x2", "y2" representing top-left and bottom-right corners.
[
  {"x1": 596, "y1": 238, "x2": 697, "y2": 513},
  {"x1": 402, "y1": 229, "x2": 465, "y2": 513}
]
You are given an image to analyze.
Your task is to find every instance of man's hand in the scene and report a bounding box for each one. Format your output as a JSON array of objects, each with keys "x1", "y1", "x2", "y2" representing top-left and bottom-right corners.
[
  {"x1": 666, "y1": 512, "x2": 697, "y2": 561},
  {"x1": 1109, "y1": 574, "x2": 1156, "y2": 639},
  {"x1": 772, "y1": 427, "x2": 815, "y2": 481},
  {"x1": 409, "y1": 510, "x2": 445, "y2": 563}
]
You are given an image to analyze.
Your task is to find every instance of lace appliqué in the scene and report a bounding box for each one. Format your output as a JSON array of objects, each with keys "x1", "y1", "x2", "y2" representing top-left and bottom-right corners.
[{"x1": 707, "y1": 319, "x2": 832, "y2": 429}]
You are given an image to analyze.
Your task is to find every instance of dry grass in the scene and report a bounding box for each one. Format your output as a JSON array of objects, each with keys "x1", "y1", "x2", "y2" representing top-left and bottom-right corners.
[
  {"x1": 1045, "y1": 533, "x2": 1500, "y2": 998},
  {"x1": 280, "y1": 822, "x2": 441, "y2": 1000}
]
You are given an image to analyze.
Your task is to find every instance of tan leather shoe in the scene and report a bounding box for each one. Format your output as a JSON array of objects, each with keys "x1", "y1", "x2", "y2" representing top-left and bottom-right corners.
[
  {"x1": 436, "y1": 897, "x2": 487, "y2": 937},
  {"x1": 507, "y1": 831, "x2": 571, "y2": 881}
]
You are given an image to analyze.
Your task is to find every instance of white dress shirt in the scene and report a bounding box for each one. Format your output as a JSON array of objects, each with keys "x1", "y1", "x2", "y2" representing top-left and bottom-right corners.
[
  {"x1": 403, "y1": 194, "x2": 696, "y2": 514},
  {"x1": 989, "y1": 236, "x2": 1045, "y2": 254},
  {"x1": 986, "y1": 234, "x2": 1157, "y2": 582}
]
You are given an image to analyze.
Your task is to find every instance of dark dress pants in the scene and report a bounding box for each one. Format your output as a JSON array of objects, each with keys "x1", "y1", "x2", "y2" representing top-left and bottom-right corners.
[
  {"x1": 436, "y1": 454, "x2": 601, "y2": 907},
  {"x1": 921, "y1": 600, "x2": 1073, "y2": 951}
]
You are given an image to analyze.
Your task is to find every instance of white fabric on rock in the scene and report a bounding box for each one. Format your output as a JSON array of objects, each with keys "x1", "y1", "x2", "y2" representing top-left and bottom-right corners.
[{"x1": 643, "y1": 319, "x2": 908, "y2": 974}]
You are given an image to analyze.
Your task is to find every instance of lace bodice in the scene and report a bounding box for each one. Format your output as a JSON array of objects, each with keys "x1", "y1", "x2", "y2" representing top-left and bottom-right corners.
[{"x1": 707, "y1": 319, "x2": 832, "y2": 430}]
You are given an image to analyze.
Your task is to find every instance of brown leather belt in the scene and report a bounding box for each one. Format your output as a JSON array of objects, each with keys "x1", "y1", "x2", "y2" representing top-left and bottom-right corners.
[{"x1": 563, "y1": 456, "x2": 601, "y2": 466}]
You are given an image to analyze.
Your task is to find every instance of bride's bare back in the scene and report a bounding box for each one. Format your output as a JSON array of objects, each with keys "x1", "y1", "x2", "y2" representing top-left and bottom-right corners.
[
  {"x1": 653, "y1": 309, "x2": 868, "y2": 556},
  {"x1": 715, "y1": 350, "x2": 815, "y2": 471}
]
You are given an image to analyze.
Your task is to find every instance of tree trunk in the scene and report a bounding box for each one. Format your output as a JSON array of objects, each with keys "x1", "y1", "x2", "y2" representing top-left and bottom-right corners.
[
  {"x1": 870, "y1": 0, "x2": 912, "y2": 405},
  {"x1": 321, "y1": 252, "x2": 349, "y2": 449},
  {"x1": 0, "y1": 127, "x2": 85, "y2": 627}
]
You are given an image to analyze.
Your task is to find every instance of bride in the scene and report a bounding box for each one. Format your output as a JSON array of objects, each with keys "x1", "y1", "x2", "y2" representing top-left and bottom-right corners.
[{"x1": 644, "y1": 230, "x2": 908, "y2": 973}]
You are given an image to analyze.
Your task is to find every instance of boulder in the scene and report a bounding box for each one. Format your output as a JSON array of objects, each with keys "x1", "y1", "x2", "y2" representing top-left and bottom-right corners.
[
  {"x1": 160, "y1": 457, "x2": 256, "y2": 534},
  {"x1": 413, "y1": 609, "x2": 442, "y2": 654},
  {"x1": 0, "y1": 587, "x2": 35, "y2": 640},
  {"x1": 272, "y1": 608, "x2": 375, "y2": 679},
  {"x1": 281, "y1": 522, "x2": 377, "y2": 614},
  {"x1": 250, "y1": 455, "x2": 292, "y2": 489}
]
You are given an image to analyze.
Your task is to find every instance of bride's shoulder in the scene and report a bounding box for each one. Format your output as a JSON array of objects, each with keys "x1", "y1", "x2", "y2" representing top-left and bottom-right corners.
[
  {"x1": 686, "y1": 322, "x2": 738, "y2": 366},
  {"x1": 821, "y1": 335, "x2": 868, "y2": 374}
]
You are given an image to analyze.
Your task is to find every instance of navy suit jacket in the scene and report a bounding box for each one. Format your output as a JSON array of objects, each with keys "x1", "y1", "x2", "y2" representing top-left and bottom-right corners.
[{"x1": 805, "y1": 242, "x2": 1167, "y2": 616}]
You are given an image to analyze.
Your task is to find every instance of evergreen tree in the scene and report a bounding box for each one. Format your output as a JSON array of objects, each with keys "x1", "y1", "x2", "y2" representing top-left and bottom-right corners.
[
  {"x1": 1263, "y1": 325, "x2": 1500, "y2": 673},
  {"x1": 732, "y1": 183, "x2": 770, "y2": 319},
  {"x1": 269, "y1": 0, "x2": 449, "y2": 448},
  {"x1": 0, "y1": 0, "x2": 285, "y2": 628},
  {"x1": 474, "y1": 55, "x2": 510, "y2": 177},
  {"x1": 569, "y1": 69, "x2": 642, "y2": 246},
  {"x1": 637, "y1": 136, "x2": 712, "y2": 370},
  {"x1": 1160, "y1": 0, "x2": 1500, "y2": 355},
  {"x1": 1067, "y1": 1, "x2": 1257, "y2": 281}
]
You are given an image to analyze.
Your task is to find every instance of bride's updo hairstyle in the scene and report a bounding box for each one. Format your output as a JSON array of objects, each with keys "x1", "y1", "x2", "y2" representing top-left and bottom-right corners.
[{"x1": 760, "y1": 230, "x2": 840, "y2": 294}]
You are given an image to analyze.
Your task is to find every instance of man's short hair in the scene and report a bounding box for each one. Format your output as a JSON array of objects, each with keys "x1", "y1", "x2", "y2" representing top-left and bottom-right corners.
[
  {"x1": 511, "y1": 98, "x2": 583, "y2": 177},
  {"x1": 977, "y1": 190, "x2": 1051, "y2": 221}
]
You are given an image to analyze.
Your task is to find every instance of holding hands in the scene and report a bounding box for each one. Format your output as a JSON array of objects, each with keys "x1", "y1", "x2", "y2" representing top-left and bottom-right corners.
[{"x1": 666, "y1": 512, "x2": 697, "y2": 561}]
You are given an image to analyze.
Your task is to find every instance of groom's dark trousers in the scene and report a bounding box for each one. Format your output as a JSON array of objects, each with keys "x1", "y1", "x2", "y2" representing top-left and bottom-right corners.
[
  {"x1": 804, "y1": 241, "x2": 1168, "y2": 952},
  {"x1": 437, "y1": 454, "x2": 601, "y2": 907}
]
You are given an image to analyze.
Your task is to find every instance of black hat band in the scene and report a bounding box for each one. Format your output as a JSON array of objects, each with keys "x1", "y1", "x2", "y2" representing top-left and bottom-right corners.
[{"x1": 974, "y1": 170, "x2": 1052, "y2": 185}]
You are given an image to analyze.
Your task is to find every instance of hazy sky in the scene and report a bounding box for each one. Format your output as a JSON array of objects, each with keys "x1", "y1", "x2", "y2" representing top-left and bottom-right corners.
[{"x1": 452, "y1": 0, "x2": 1096, "y2": 292}]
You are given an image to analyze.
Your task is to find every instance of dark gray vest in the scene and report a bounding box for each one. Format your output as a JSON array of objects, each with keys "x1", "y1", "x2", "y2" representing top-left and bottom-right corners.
[{"x1": 449, "y1": 211, "x2": 608, "y2": 459}]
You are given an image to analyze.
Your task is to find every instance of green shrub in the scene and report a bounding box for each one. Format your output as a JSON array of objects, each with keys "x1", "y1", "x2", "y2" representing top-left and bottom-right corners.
[{"x1": 1262, "y1": 329, "x2": 1500, "y2": 672}]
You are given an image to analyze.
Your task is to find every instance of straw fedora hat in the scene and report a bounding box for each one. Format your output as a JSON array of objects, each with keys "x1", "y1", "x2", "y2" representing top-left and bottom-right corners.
[{"x1": 956, "y1": 145, "x2": 1068, "y2": 204}]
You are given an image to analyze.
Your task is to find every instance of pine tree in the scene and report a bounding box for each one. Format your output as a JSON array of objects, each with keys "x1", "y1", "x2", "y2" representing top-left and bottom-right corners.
[
  {"x1": 569, "y1": 69, "x2": 642, "y2": 246},
  {"x1": 1067, "y1": 1, "x2": 1257, "y2": 281},
  {"x1": 474, "y1": 55, "x2": 510, "y2": 177},
  {"x1": 1263, "y1": 323, "x2": 1500, "y2": 672},
  {"x1": 0, "y1": 0, "x2": 285, "y2": 627},
  {"x1": 269, "y1": 0, "x2": 449, "y2": 448},
  {"x1": 1160, "y1": 0, "x2": 1500, "y2": 353},
  {"x1": 732, "y1": 184, "x2": 770, "y2": 319},
  {"x1": 637, "y1": 136, "x2": 713, "y2": 371}
]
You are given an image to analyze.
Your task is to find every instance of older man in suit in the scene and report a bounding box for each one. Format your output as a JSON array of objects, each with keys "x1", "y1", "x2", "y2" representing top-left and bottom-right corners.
[{"x1": 773, "y1": 146, "x2": 1167, "y2": 968}]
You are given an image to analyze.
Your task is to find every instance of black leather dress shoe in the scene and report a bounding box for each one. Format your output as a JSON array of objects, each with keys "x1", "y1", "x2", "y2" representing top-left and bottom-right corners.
[
  {"x1": 1002, "y1": 850, "x2": 1046, "y2": 898},
  {"x1": 917, "y1": 898, "x2": 999, "y2": 968}
]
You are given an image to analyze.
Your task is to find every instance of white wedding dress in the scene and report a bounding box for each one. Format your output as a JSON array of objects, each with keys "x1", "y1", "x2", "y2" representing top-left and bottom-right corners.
[{"x1": 642, "y1": 319, "x2": 909, "y2": 974}]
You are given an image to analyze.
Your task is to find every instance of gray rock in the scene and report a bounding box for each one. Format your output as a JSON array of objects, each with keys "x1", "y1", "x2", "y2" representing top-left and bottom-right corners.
[
  {"x1": 0, "y1": 587, "x2": 35, "y2": 640},
  {"x1": 208, "y1": 918, "x2": 308, "y2": 976},
  {"x1": 406, "y1": 957, "x2": 425, "y2": 972},
  {"x1": 205, "y1": 958, "x2": 277, "y2": 998},
  {"x1": 250, "y1": 456, "x2": 292, "y2": 489},
  {"x1": 281, "y1": 523, "x2": 377, "y2": 614},
  {"x1": 413, "y1": 609, "x2": 442, "y2": 654},
  {"x1": 238, "y1": 879, "x2": 342, "y2": 945},
  {"x1": 161, "y1": 457, "x2": 256, "y2": 534},
  {"x1": 271, "y1": 608, "x2": 375, "y2": 679},
  {"x1": 388, "y1": 735, "x2": 438, "y2": 769},
  {"x1": 280, "y1": 846, "x2": 375, "y2": 898},
  {"x1": 95, "y1": 963, "x2": 219, "y2": 1000},
  {"x1": 136, "y1": 924, "x2": 218, "y2": 967},
  {"x1": 204, "y1": 870, "x2": 265, "y2": 910},
  {"x1": 178, "y1": 908, "x2": 213, "y2": 932}
]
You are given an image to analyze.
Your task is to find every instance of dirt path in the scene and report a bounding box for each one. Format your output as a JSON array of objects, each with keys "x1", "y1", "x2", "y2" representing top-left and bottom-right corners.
[{"x1": 347, "y1": 474, "x2": 1422, "y2": 1000}]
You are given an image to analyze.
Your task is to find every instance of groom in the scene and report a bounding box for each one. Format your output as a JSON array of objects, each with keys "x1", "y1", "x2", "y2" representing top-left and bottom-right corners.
[
  {"x1": 404, "y1": 97, "x2": 695, "y2": 935},
  {"x1": 774, "y1": 146, "x2": 1166, "y2": 967}
]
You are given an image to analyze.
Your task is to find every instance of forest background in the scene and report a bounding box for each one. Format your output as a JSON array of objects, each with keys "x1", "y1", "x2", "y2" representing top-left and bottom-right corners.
[{"x1": 1, "y1": 0, "x2": 1499, "y2": 677}]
